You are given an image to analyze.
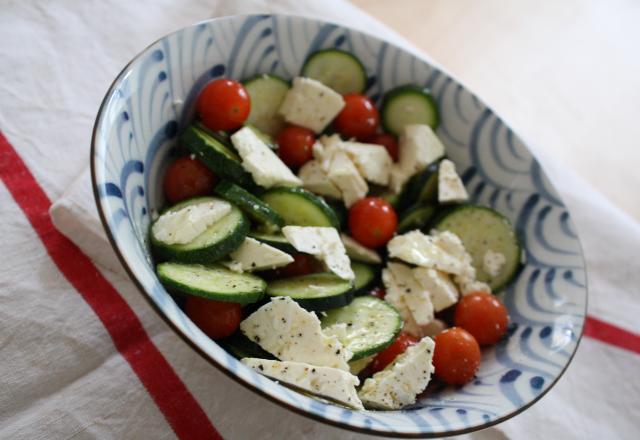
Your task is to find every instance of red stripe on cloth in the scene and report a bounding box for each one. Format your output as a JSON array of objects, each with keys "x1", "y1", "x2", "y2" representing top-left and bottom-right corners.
[
  {"x1": 0, "y1": 132, "x2": 222, "y2": 440},
  {"x1": 584, "y1": 316, "x2": 640, "y2": 355}
]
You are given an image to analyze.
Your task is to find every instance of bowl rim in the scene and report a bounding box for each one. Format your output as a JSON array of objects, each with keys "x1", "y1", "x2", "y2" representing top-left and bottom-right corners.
[{"x1": 90, "y1": 13, "x2": 588, "y2": 438}]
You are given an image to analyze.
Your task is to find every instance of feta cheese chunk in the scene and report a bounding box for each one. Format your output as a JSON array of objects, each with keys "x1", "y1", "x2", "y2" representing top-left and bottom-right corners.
[
  {"x1": 341, "y1": 234, "x2": 382, "y2": 264},
  {"x1": 384, "y1": 262, "x2": 434, "y2": 326},
  {"x1": 298, "y1": 160, "x2": 342, "y2": 199},
  {"x1": 242, "y1": 358, "x2": 363, "y2": 410},
  {"x1": 240, "y1": 297, "x2": 352, "y2": 370},
  {"x1": 231, "y1": 127, "x2": 301, "y2": 188},
  {"x1": 358, "y1": 337, "x2": 435, "y2": 410},
  {"x1": 387, "y1": 230, "x2": 467, "y2": 275},
  {"x1": 224, "y1": 237, "x2": 294, "y2": 272},
  {"x1": 413, "y1": 267, "x2": 459, "y2": 312},
  {"x1": 483, "y1": 249, "x2": 506, "y2": 278},
  {"x1": 279, "y1": 77, "x2": 345, "y2": 133},
  {"x1": 327, "y1": 150, "x2": 368, "y2": 207},
  {"x1": 340, "y1": 141, "x2": 392, "y2": 186},
  {"x1": 282, "y1": 226, "x2": 354, "y2": 280},
  {"x1": 438, "y1": 159, "x2": 468, "y2": 203},
  {"x1": 152, "y1": 199, "x2": 231, "y2": 245}
]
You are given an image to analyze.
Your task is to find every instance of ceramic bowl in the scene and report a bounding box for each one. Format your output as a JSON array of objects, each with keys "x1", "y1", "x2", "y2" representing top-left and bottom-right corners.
[{"x1": 91, "y1": 14, "x2": 587, "y2": 437}]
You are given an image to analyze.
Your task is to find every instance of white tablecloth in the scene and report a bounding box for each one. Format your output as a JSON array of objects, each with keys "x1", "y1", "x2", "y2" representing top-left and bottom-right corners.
[{"x1": 1, "y1": 1, "x2": 639, "y2": 439}]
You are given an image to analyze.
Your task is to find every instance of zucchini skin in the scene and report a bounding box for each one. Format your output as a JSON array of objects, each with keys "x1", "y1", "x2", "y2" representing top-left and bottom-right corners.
[
  {"x1": 260, "y1": 187, "x2": 340, "y2": 229},
  {"x1": 266, "y1": 273, "x2": 354, "y2": 312},
  {"x1": 215, "y1": 180, "x2": 285, "y2": 231},
  {"x1": 381, "y1": 84, "x2": 440, "y2": 135}
]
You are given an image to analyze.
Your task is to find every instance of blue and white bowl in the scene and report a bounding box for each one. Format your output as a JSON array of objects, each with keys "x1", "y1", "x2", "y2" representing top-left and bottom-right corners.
[{"x1": 91, "y1": 14, "x2": 587, "y2": 437}]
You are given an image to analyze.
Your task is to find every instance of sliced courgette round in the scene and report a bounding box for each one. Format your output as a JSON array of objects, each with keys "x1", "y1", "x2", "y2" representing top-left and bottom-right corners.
[
  {"x1": 157, "y1": 262, "x2": 266, "y2": 304},
  {"x1": 248, "y1": 231, "x2": 296, "y2": 254},
  {"x1": 321, "y1": 296, "x2": 402, "y2": 360},
  {"x1": 351, "y1": 262, "x2": 378, "y2": 295},
  {"x1": 220, "y1": 331, "x2": 276, "y2": 360},
  {"x1": 260, "y1": 187, "x2": 340, "y2": 228},
  {"x1": 433, "y1": 204, "x2": 522, "y2": 291},
  {"x1": 215, "y1": 180, "x2": 284, "y2": 232},
  {"x1": 396, "y1": 160, "x2": 441, "y2": 211},
  {"x1": 243, "y1": 74, "x2": 290, "y2": 137},
  {"x1": 301, "y1": 49, "x2": 367, "y2": 95},
  {"x1": 266, "y1": 273, "x2": 354, "y2": 311},
  {"x1": 150, "y1": 197, "x2": 249, "y2": 263},
  {"x1": 381, "y1": 85, "x2": 439, "y2": 136},
  {"x1": 397, "y1": 204, "x2": 437, "y2": 234}
]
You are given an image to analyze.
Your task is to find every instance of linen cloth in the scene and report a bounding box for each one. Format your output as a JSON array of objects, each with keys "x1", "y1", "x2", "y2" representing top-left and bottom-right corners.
[{"x1": 1, "y1": 0, "x2": 639, "y2": 439}]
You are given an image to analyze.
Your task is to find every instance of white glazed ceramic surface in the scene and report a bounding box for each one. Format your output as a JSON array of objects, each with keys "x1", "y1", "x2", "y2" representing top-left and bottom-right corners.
[{"x1": 91, "y1": 14, "x2": 587, "y2": 437}]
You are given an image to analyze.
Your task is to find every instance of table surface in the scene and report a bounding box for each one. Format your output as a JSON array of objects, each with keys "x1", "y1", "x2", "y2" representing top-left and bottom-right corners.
[{"x1": 351, "y1": 0, "x2": 640, "y2": 221}]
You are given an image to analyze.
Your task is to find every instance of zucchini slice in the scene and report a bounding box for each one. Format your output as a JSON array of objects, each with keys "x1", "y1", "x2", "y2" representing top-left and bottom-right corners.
[
  {"x1": 397, "y1": 204, "x2": 438, "y2": 234},
  {"x1": 248, "y1": 231, "x2": 296, "y2": 254},
  {"x1": 150, "y1": 197, "x2": 249, "y2": 263},
  {"x1": 260, "y1": 187, "x2": 340, "y2": 228},
  {"x1": 243, "y1": 74, "x2": 290, "y2": 137},
  {"x1": 215, "y1": 180, "x2": 284, "y2": 232},
  {"x1": 321, "y1": 296, "x2": 402, "y2": 360},
  {"x1": 381, "y1": 85, "x2": 439, "y2": 136},
  {"x1": 266, "y1": 273, "x2": 354, "y2": 311},
  {"x1": 157, "y1": 262, "x2": 266, "y2": 304},
  {"x1": 396, "y1": 160, "x2": 441, "y2": 211},
  {"x1": 301, "y1": 49, "x2": 367, "y2": 95},
  {"x1": 433, "y1": 205, "x2": 521, "y2": 291},
  {"x1": 351, "y1": 262, "x2": 378, "y2": 295},
  {"x1": 220, "y1": 331, "x2": 275, "y2": 360}
]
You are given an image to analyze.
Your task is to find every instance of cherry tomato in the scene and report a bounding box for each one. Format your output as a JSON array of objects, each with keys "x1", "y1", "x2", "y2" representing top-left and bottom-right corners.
[
  {"x1": 367, "y1": 133, "x2": 399, "y2": 162},
  {"x1": 333, "y1": 94, "x2": 380, "y2": 140},
  {"x1": 432, "y1": 327, "x2": 481, "y2": 385},
  {"x1": 348, "y1": 197, "x2": 398, "y2": 248},
  {"x1": 454, "y1": 291, "x2": 509, "y2": 345},
  {"x1": 163, "y1": 156, "x2": 217, "y2": 204},
  {"x1": 370, "y1": 332, "x2": 419, "y2": 374},
  {"x1": 196, "y1": 78, "x2": 250, "y2": 131},
  {"x1": 277, "y1": 125, "x2": 315, "y2": 168},
  {"x1": 369, "y1": 287, "x2": 386, "y2": 299},
  {"x1": 184, "y1": 296, "x2": 241, "y2": 339},
  {"x1": 274, "y1": 254, "x2": 319, "y2": 278}
]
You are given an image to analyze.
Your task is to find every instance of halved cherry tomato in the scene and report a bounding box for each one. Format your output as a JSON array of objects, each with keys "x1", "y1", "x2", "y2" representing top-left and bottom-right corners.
[
  {"x1": 184, "y1": 296, "x2": 242, "y2": 339},
  {"x1": 163, "y1": 156, "x2": 217, "y2": 204},
  {"x1": 454, "y1": 291, "x2": 509, "y2": 345},
  {"x1": 277, "y1": 125, "x2": 315, "y2": 169},
  {"x1": 433, "y1": 327, "x2": 481, "y2": 385},
  {"x1": 369, "y1": 287, "x2": 386, "y2": 299},
  {"x1": 196, "y1": 78, "x2": 250, "y2": 131},
  {"x1": 369, "y1": 332, "x2": 419, "y2": 374},
  {"x1": 348, "y1": 197, "x2": 398, "y2": 248},
  {"x1": 273, "y1": 253, "x2": 319, "y2": 278},
  {"x1": 367, "y1": 133, "x2": 399, "y2": 162},
  {"x1": 333, "y1": 94, "x2": 379, "y2": 140}
]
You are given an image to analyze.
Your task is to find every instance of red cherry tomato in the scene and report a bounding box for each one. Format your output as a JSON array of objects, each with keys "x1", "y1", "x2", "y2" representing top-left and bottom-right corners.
[
  {"x1": 370, "y1": 332, "x2": 419, "y2": 374},
  {"x1": 454, "y1": 292, "x2": 509, "y2": 345},
  {"x1": 367, "y1": 133, "x2": 399, "y2": 162},
  {"x1": 163, "y1": 156, "x2": 217, "y2": 204},
  {"x1": 433, "y1": 327, "x2": 481, "y2": 385},
  {"x1": 277, "y1": 125, "x2": 316, "y2": 168},
  {"x1": 274, "y1": 254, "x2": 319, "y2": 278},
  {"x1": 348, "y1": 197, "x2": 398, "y2": 248},
  {"x1": 184, "y1": 296, "x2": 241, "y2": 339},
  {"x1": 196, "y1": 78, "x2": 250, "y2": 131},
  {"x1": 333, "y1": 94, "x2": 379, "y2": 140},
  {"x1": 369, "y1": 287, "x2": 386, "y2": 299}
]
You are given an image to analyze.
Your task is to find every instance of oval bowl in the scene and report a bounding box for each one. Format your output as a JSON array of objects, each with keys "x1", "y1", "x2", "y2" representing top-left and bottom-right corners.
[{"x1": 91, "y1": 14, "x2": 587, "y2": 437}]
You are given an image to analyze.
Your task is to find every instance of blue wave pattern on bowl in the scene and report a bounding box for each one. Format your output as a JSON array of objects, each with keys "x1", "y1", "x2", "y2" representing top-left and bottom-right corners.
[{"x1": 92, "y1": 15, "x2": 586, "y2": 436}]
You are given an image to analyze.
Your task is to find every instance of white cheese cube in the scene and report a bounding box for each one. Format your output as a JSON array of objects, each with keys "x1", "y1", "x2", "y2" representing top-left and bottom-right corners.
[
  {"x1": 278, "y1": 77, "x2": 345, "y2": 133},
  {"x1": 340, "y1": 234, "x2": 382, "y2": 264},
  {"x1": 327, "y1": 150, "x2": 368, "y2": 207},
  {"x1": 225, "y1": 237, "x2": 294, "y2": 272},
  {"x1": 483, "y1": 249, "x2": 506, "y2": 278},
  {"x1": 282, "y1": 226, "x2": 354, "y2": 280},
  {"x1": 240, "y1": 297, "x2": 352, "y2": 370},
  {"x1": 382, "y1": 265, "x2": 429, "y2": 337},
  {"x1": 298, "y1": 160, "x2": 342, "y2": 199},
  {"x1": 152, "y1": 199, "x2": 231, "y2": 245},
  {"x1": 413, "y1": 267, "x2": 459, "y2": 312},
  {"x1": 387, "y1": 230, "x2": 467, "y2": 275},
  {"x1": 358, "y1": 337, "x2": 435, "y2": 410},
  {"x1": 456, "y1": 277, "x2": 492, "y2": 296},
  {"x1": 340, "y1": 141, "x2": 392, "y2": 186},
  {"x1": 438, "y1": 159, "x2": 468, "y2": 203},
  {"x1": 242, "y1": 358, "x2": 364, "y2": 410},
  {"x1": 386, "y1": 263, "x2": 434, "y2": 325},
  {"x1": 389, "y1": 163, "x2": 412, "y2": 194},
  {"x1": 231, "y1": 127, "x2": 302, "y2": 188}
]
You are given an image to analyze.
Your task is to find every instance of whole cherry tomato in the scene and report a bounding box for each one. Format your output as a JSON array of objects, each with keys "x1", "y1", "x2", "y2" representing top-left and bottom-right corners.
[
  {"x1": 333, "y1": 94, "x2": 379, "y2": 140},
  {"x1": 277, "y1": 125, "x2": 316, "y2": 169},
  {"x1": 369, "y1": 332, "x2": 419, "y2": 374},
  {"x1": 454, "y1": 291, "x2": 509, "y2": 345},
  {"x1": 432, "y1": 327, "x2": 481, "y2": 385},
  {"x1": 369, "y1": 287, "x2": 386, "y2": 299},
  {"x1": 196, "y1": 78, "x2": 250, "y2": 131},
  {"x1": 367, "y1": 133, "x2": 399, "y2": 162},
  {"x1": 163, "y1": 156, "x2": 217, "y2": 204},
  {"x1": 184, "y1": 296, "x2": 242, "y2": 340},
  {"x1": 348, "y1": 197, "x2": 398, "y2": 248}
]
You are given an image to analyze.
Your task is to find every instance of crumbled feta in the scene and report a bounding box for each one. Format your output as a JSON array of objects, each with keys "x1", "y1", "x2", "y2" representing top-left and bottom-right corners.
[
  {"x1": 483, "y1": 249, "x2": 506, "y2": 278},
  {"x1": 327, "y1": 150, "x2": 368, "y2": 207},
  {"x1": 339, "y1": 141, "x2": 392, "y2": 186},
  {"x1": 282, "y1": 226, "x2": 354, "y2": 280},
  {"x1": 278, "y1": 77, "x2": 345, "y2": 133},
  {"x1": 420, "y1": 319, "x2": 446, "y2": 337},
  {"x1": 385, "y1": 262, "x2": 434, "y2": 325},
  {"x1": 231, "y1": 126, "x2": 301, "y2": 188},
  {"x1": 412, "y1": 267, "x2": 459, "y2": 312},
  {"x1": 387, "y1": 230, "x2": 467, "y2": 275},
  {"x1": 298, "y1": 160, "x2": 342, "y2": 199},
  {"x1": 340, "y1": 234, "x2": 382, "y2": 264},
  {"x1": 152, "y1": 199, "x2": 231, "y2": 245},
  {"x1": 240, "y1": 297, "x2": 352, "y2": 370},
  {"x1": 438, "y1": 159, "x2": 468, "y2": 203},
  {"x1": 242, "y1": 358, "x2": 364, "y2": 410},
  {"x1": 224, "y1": 237, "x2": 294, "y2": 272},
  {"x1": 382, "y1": 265, "x2": 430, "y2": 337}
]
